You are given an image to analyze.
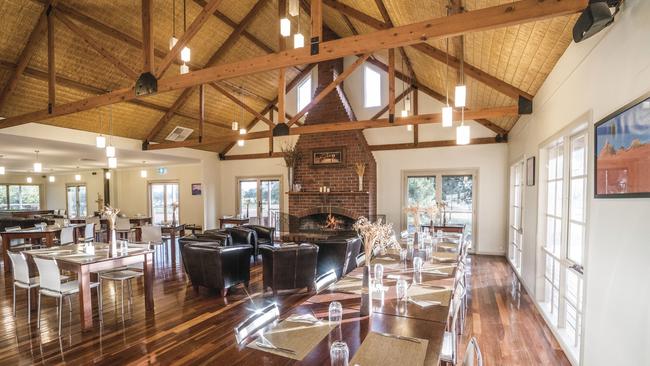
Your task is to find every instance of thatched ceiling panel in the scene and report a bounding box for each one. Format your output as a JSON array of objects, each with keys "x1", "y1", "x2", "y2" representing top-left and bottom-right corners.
[{"x1": 0, "y1": 1, "x2": 41, "y2": 63}]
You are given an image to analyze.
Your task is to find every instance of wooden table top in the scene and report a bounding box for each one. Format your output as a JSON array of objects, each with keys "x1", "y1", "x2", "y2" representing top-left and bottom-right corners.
[
  {"x1": 0, "y1": 224, "x2": 84, "y2": 234},
  {"x1": 22, "y1": 242, "x2": 153, "y2": 265}
]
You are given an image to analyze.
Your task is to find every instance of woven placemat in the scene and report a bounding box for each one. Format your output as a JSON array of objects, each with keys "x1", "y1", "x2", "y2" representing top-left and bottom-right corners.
[
  {"x1": 247, "y1": 317, "x2": 332, "y2": 360},
  {"x1": 350, "y1": 332, "x2": 428, "y2": 365}
]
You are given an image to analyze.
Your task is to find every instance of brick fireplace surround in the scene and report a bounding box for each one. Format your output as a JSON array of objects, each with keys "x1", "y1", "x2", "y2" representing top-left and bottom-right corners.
[{"x1": 288, "y1": 45, "x2": 377, "y2": 227}]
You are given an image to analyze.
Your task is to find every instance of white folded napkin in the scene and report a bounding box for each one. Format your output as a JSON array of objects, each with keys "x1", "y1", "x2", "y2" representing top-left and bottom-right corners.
[
  {"x1": 286, "y1": 313, "x2": 321, "y2": 324},
  {"x1": 386, "y1": 274, "x2": 401, "y2": 280},
  {"x1": 408, "y1": 298, "x2": 441, "y2": 308}
]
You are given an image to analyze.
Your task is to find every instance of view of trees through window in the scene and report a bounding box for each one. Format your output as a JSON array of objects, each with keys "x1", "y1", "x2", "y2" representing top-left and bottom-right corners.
[
  {"x1": 0, "y1": 184, "x2": 40, "y2": 210},
  {"x1": 238, "y1": 178, "x2": 280, "y2": 227},
  {"x1": 150, "y1": 183, "x2": 179, "y2": 225},
  {"x1": 404, "y1": 172, "x2": 475, "y2": 240}
]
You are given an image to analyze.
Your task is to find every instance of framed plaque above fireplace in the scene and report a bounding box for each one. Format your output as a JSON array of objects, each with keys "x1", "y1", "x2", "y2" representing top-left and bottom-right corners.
[{"x1": 311, "y1": 147, "x2": 346, "y2": 167}]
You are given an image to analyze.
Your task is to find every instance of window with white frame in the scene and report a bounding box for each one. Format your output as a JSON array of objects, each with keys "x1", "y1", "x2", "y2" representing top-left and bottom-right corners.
[
  {"x1": 363, "y1": 65, "x2": 381, "y2": 108},
  {"x1": 509, "y1": 160, "x2": 524, "y2": 273},
  {"x1": 297, "y1": 76, "x2": 312, "y2": 112},
  {"x1": 540, "y1": 128, "x2": 588, "y2": 362}
]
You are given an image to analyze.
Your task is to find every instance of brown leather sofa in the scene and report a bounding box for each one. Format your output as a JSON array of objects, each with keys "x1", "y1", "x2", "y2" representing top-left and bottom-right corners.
[
  {"x1": 180, "y1": 241, "x2": 252, "y2": 297},
  {"x1": 259, "y1": 243, "x2": 319, "y2": 296},
  {"x1": 243, "y1": 224, "x2": 275, "y2": 261},
  {"x1": 314, "y1": 236, "x2": 362, "y2": 278}
]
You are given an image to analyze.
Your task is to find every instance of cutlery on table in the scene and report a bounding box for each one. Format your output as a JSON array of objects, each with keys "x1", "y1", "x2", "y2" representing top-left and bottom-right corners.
[
  {"x1": 376, "y1": 332, "x2": 422, "y2": 344},
  {"x1": 255, "y1": 337, "x2": 296, "y2": 355}
]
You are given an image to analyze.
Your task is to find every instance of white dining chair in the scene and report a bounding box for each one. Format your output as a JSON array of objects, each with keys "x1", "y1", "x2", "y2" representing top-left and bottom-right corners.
[
  {"x1": 141, "y1": 225, "x2": 162, "y2": 243},
  {"x1": 99, "y1": 269, "x2": 143, "y2": 320},
  {"x1": 115, "y1": 218, "x2": 134, "y2": 241},
  {"x1": 34, "y1": 257, "x2": 102, "y2": 335},
  {"x1": 314, "y1": 269, "x2": 338, "y2": 293},
  {"x1": 440, "y1": 281, "x2": 467, "y2": 365},
  {"x1": 78, "y1": 223, "x2": 95, "y2": 243},
  {"x1": 8, "y1": 252, "x2": 40, "y2": 323},
  {"x1": 462, "y1": 337, "x2": 483, "y2": 366},
  {"x1": 5, "y1": 226, "x2": 38, "y2": 250},
  {"x1": 234, "y1": 303, "x2": 280, "y2": 344},
  {"x1": 59, "y1": 226, "x2": 75, "y2": 245}
]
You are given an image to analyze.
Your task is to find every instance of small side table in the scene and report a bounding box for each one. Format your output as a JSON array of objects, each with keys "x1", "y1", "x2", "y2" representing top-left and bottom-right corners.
[
  {"x1": 219, "y1": 217, "x2": 249, "y2": 228},
  {"x1": 184, "y1": 224, "x2": 203, "y2": 235}
]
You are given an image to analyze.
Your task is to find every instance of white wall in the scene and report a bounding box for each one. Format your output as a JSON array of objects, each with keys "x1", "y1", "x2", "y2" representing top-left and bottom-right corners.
[
  {"x1": 375, "y1": 143, "x2": 508, "y2": 255},
  {"x1": 507, "y1": 1, "x2": 650, "y2": 364}
]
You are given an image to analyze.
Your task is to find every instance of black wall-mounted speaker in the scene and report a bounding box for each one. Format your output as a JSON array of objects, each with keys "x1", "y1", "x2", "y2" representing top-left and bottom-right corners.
[
  {"x1": 273, "y1": 122, "x2": 290, "y2": 136},
  {"x1": 573, "y1": 1, "x2": 621, "y2": 43},
  {"x1": 135, "y1": 72, "x2": 158, "y2": 96}
]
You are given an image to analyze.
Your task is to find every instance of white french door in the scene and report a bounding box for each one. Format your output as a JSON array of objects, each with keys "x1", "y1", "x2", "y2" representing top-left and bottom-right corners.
[
  {"x1": 236, "y1": 177, "x2": 281, "y2": 227},
  {"x1": 66, "y1": 184, "x2": 87, "y2": 218},
  {"x1": 149, "y1": 182, "x2": 179, "y2": 225},
  {"x1": 509, "y1": 160, "x2": 524, "y2": 273}
]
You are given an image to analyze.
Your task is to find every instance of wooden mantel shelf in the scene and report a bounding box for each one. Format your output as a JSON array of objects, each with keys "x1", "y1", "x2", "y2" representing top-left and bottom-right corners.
[{"x1": 286, "y1": 191, "x2": 369, "y2": 196}]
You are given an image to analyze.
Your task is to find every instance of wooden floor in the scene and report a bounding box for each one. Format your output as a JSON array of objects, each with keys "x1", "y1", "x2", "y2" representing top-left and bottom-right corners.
[{"x1": 0, "y1": 246, "x2": 570, "y2": 365}]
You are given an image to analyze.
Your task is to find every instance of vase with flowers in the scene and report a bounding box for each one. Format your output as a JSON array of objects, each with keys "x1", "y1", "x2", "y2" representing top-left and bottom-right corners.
[
  {"x1": 353, "y1": 217, "x2": 400, "y2": 316},
  {"x1": 281, "y1": 142, "x2": 301, "y2": 192},
  {"x1": 102, "y1": 205, "x2": 120, "y2": 256}
]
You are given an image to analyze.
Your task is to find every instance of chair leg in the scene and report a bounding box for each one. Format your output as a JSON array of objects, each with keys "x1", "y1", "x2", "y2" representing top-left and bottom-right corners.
[
  {"x1": 127, "y1": 280, "x2": 133, "y2": 308},
  {"x1": 58, "y1": 297, "x2": 63, "y2": 336},
  {"x1": 98, "y1": 281, "x2": 103, "y2": 323},
  {"x1": 120, "y1": 281, "x2": 125, "y2": 320},
  {"x1": 12, "y1": 283, "x2": 16, "y2": 318},
  {"x1": 37, "y1": 292, "x2": 41, "y2": 329},
  {"x1": 27, "y1": 287, "x2": 31, "y2": 323}
]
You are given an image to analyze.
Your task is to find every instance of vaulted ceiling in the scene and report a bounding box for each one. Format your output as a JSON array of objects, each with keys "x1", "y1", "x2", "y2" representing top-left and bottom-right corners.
[{"x1": 0, "y1": 0, "x2": 579, "y2": 153}]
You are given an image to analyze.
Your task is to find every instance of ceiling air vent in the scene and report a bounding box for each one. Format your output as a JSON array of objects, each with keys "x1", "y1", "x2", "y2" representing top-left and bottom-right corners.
[{"x1": 165, "y1": 126, "x2": 193, "y2": 142}]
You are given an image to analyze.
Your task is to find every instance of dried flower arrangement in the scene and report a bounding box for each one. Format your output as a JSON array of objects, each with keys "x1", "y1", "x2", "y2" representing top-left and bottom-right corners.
[
  {"x1": 280, "y1": 141, "x2": 301, "y2": 168},
  {"x1": 403, "y1": 205, "x2": 421, "y2": 227},
  {"x1": 354, "y1": 162, "x2": 366, "y2": 191},
  {"x1": 353, "y1": 216, "x2": 400, "y2": 260},
  {"x1": 102, "y1": 205, "x2": 120, "y2": 229}
]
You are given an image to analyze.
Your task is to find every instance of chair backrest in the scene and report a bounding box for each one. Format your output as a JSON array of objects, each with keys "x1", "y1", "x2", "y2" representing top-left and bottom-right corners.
[
  {"x1": 34, "y1": 222, "x2": 47, "y2": 229},
  {"x1": 84, "y1": 223, "x2": 95, "y2": 239},
  {"x1": 60, "y1": 226, "x2": 75, "y2": 244},
  {"x1": 7, "y1": 251, "x2": 30, "y2": 284},
  {"x1": 314, "y1": 269, "x2": 338, "y2": 293},
  {"x1": 116, "y1": 217, "x2": 131, "y2": 230},
  {"x1": 5, "y1": 226, "x2": 21, "y2": 232},
  {"x1": 33, "y1": 257, "x2": 62, "y2": 292},
  {"x1": 53, "y1": 218, "x2": 66, "y2": 227},
  {"x1": 355, "y1": 252, "x2": 365, "y2": 267},
  {"x1": 141, "y1": 225, "x2": 163, "y2": 243},
  {"x1": 449, "y1": 280, "x2": 466, "y2": 364},
  {"x1": 234, "y1": 303, "x2": 280, "y2": 344},
  {"x1": 462, "y1": 337, "x2": 483, "y2": 366}
]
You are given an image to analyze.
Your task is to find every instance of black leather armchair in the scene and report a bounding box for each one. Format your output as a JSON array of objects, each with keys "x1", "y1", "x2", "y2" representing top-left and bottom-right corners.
[
  {"x1": 243, "y1": 224, "x2": 275, "y2": 261},
  {"x1": 181, "y1": 231, "x2": 232, "y2": 248},
  {"x1": 314, "y1": 236, "x2": 363, "y2": 278},
  {"x1": 181, "y1": 242, "x2": 252, "y2": 297},
  {"x1": 259, "y1": 243, "x2": 318, "y2": 296}
]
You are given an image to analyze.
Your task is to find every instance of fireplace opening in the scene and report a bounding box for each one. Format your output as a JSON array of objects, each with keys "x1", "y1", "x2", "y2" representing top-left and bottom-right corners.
[{"x1": 298, "y1": 212, "x2": 356, "y2": 233}]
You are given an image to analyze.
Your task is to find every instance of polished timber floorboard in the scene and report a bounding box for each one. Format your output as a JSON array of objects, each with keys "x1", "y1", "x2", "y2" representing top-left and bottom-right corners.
[{"x1": 0, "y1": 246, "x2": 570, "y2": 365}]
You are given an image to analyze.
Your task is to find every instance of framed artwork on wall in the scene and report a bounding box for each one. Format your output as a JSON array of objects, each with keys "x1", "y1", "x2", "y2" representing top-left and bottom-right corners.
[
  {"x1": 311, "y1": 147, "x2": 345, "y2": 167},
  {"x1": 191, "y1": 183, "x2": 202, "y2": 196},
  {"x1": 595, "y1": 93, "x2": 650, "y2": 198},
  {"x1": 526, "y1": 156, "x2": 536, "y2": 186}
]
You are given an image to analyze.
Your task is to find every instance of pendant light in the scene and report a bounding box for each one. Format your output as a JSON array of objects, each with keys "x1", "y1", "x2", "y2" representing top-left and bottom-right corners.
[
  {"x1": 108, "y1": 157, "x2": 117, "y2": 169},
  {"x1": 169, "y1": 0, "x2": 178, "y2": 50},
  {"x1": 293, "y1": 5, "x2": 304, "y2": 48},
  {"x1": 280, "y1": 18, "x2": 291, "y2": 37},
  {"x1": 140, "y1": 161, "x2": 148, "y2": 178},
  {"x1": 105, "y1": 171, "x2": 111, "y2": 179},
  {"x1": 237, "y1": 139, "x2": 245, "y2": 147},
  {"x1": 96, "y1": 109, "x2": 106, "y2": 148},
  {"x1": 33, "y1": 150, "x2": 42, "y2": 173},
  {"x1": 454, "y1": 46, "x2": 467, "y2": 108},
  {"x1": 442, "y1": 38, "x2": 453, "y2": 127},
  {"x1": 48, "y1": 175, "x2": 55, "y2": 183},
  {"x1": 74, "y1": 167, "x2": 82, "y2": 181},
  {"x1": 456, "y1": 109, "x2": 470, "y2": 145},
  {"x1": 26, "y1": 176, "x2": 33, "y2": 183},
  {"x1": 237, "y1": 88, "x2": 247, "y2": 135},
  {"x1": 231, "y1": 121, "x2": 239, "y2": 130},
  {"x1": 400, "y1": 56, "x2": 412, "y2": 130},
  {"x1": 0, "y1": 155, "x2": 4, "y2": 175},
  {"x1": 106, "y1": 105, "x2": 116, "y2": 158},
  {"x1": 179, "y1": 0, "x2": 191, "y2": 74}
]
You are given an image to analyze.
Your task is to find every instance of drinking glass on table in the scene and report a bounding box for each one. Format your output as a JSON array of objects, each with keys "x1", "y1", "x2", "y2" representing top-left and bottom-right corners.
[
  {"x1": 413, "y1": 256, "x2": 423, "y2": 274},
  {"x1": 437, "y1": 229, "x2": 443, "y2": 238},
  {"x1": 374, "y1": 263, "x2": 384, "y2": 284},
  {"x1": 329, "y1": 301, "x2": 343, "y2": 325},
  {"x1": 396, "y1": 279, "x2": 409, "y2": 302},
  {"x1": 330, "y1": 341, "x2": 349, "y2": 366},
  {"x1": 399, "y1": 248, "x2": 408, "y2": 262}
]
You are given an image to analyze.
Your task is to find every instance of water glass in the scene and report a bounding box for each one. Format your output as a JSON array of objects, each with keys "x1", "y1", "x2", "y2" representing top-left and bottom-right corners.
[
  {"x1": 399, "y1": 248, "x2": 408, "y2": 262},
  {"x1": 437, "y1": 229, "x2": 443, "y2": 238},
  {"x1": 329, "y1": 301, "x2": 343, "y2": 324},
  {"x1": 413, "y1": 256, "x2": 423, "y2": 274},
  {"x1": 330, "y1": 341, "x2": 349, "y2": 366},
  {"x1": 374, "y1": 263, "x2": 384, "y2": 284},
  {"x1": 396, "y1": 279, "x2": 408, "y2": 302},
  {"x1": 425, "y1": 246, "x2": 433, "y2": 261}
]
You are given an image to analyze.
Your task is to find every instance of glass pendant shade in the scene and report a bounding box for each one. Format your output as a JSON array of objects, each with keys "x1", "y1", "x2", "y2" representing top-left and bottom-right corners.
[
  {"x1": 108, "y1": 157, "x2": 117, "y2": 169},
  {"x1": 280, "y1": 18, "x2": 291, "y2": 37},
  {"x1": 96, "y1": 135, "x2": 106, "y2": 148},
  {"x1": 74, "y1": 174, "x2": 81, "y2": 181},
  {"x1": 231, "y1": 121, "x2": 239, "y2": 130},
  {"x1": 140, "y1": 169, "x2": 148, "y2": 178},
  {"x1": 406, "y1": 124, "x2": 413, "y2": 131},
  {"x1": 404, "y1": 96, "x2": 411, "y2": 112},
  {"x1": 239, "y1": 128, "x2": 247, "y2": 135},
  {"x1": 33, "y1": 162, "x2": 42, "y2": 173},
  {"x1": 169, "y1": 36, "x2": 178, "y2": 50},
  {"x1": 105, "y1": 171, "x2": 111, "y2": 179},
  {"x1": 401, "y1": 109, "x2": 408, "y2": 118},
  {"x1": 106, "y1": 145, "x2": 116, "y2": 158},
  {"x1": 180, "y1": 63, "x2": 189, "y2": 74},
  {"x1": 454, "y1": 85, "x2": 466, "y2": 108},
  {"x1": 48, "y1": 175, "x2": 55, "y2": 183},
  {"x1": 0, "y1": 166, "x2": 5, "y2": 175},
  {"x1": 442, "y1": 106, "x2": 453, "y2": 127},
  {"x1": 237, "y1": 139, "x2": 245, "y2": 147},
  {"x1": 26, "y1": 177, "x2": 32, "y2": 183},
  {"x1": 180, "y1": 46, "x2": 191, "y2": 62},
  {"x1": 456, "y1": 124, "x2": 470, "y2": 145},
  {"x1": 294, "y1": 33, "x2": 304, "y2": 48}
]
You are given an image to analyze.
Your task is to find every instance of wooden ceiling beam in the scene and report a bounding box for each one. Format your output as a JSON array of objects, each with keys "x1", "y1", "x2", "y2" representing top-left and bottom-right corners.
[
  {"x1": 369, "y1": 136, "x2": 502, "y2": 151},
  {"x1": 1, "y1": 0, "x2": 586, "y2": 129},
  {"x1": 288, "y1": 53, "x2": 370, "y2": 126},
  {"x1": 156, "y1": 0, "x2": 224, "y2": 78},
  {"x1": 55, "y1": 12, "x2": 140, "y2": 80},
  {"x1": 388, "y1": 48, "x2": 395, "y2": 122},
  {"x1": 371, "y1": 85, "x2": 414, "y2": 120},
  {"x1": 0, "y1": 0, "x2": 58, "y2": 111},
  {"x1": 323, "y1": 0, "x2": 533, "y2": 100},
  {"x1": 311, "y1": 0, "x2": 323, "y2": 45},
  {"x1": 373, "y1": 0, "x2": 416, "y2": 82},
  {"x1": 210, "y1": 83, "x2": 274, "y2": 127},
  {"x1": 147, "y1": 105, "x2": 518, "y2": 150},
  {"x1": 145, "y1": 88, "x2": 195, "y2": 142},
  {"x1": 141, "y1": 0, "x2": 154, "y2": 73}
]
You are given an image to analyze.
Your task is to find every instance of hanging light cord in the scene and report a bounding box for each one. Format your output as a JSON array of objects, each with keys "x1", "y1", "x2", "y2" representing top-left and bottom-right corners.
[
  {"x1": 183, "y1": 0, "x2": 187, "y2": 33},
  {"x1": 109, "y1": 104, "x2": 113, "y2": 144},
  {"x1": 445, "y1": 38, "x2": 449, "y2": 107},
  {"x1": 172, "y1": 0, "x2": 176, "y2": 37},
  {"x1": 98, "y1": 109, "x2": 102, "y2": 135}
]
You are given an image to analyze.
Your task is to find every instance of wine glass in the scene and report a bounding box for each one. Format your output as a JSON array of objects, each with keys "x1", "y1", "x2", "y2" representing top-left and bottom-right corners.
[
  {"x1": 374, "y1": 263, "x2": 384, "y2": 285},
  {"x1": 330, "y1": 341, "x2": 349, "y2": 366},
  {"x1": 329, "y1": 301, "x2": 343, "y2": 325},
  {"x1": 413, "y1": 256, "x2": 423, "y2": 274},
  {"x1": 396, "y1": 279, "x2": 408, "y2": 302}
]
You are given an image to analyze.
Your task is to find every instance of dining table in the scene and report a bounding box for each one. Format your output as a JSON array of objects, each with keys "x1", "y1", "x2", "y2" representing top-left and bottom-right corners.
[
  {"x1": 228, "y1": 238, "x2": 463, "y2": 365},
  {"x1": 1, "y1": 224, "x2": 85, "y2": 273},
  {"x1": 134, "y1": 224, "x2": 185, "y2": 265},
  {"x1": 69, "y1": 216, "x2": 152, "y2": 227},
  {"x1": 22, "y1": 242, "x2": 154, "y2": 331}
]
